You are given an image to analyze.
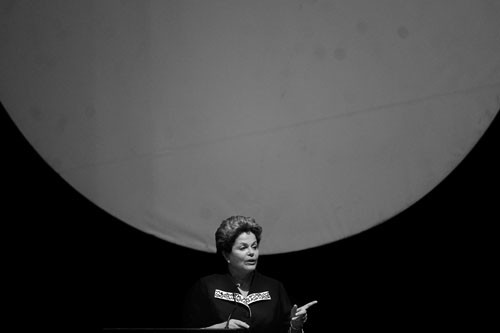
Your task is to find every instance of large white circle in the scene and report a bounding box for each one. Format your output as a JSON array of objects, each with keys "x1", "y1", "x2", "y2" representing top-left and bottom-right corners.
[{"x1": 1, "y1": 1, "x2": 499, "y2": 254}]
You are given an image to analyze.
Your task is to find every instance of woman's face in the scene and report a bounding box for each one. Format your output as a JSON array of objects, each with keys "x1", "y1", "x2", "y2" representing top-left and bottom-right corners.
[{"x1": 227, "y1": 231, "x2": 259, "y2": 274}]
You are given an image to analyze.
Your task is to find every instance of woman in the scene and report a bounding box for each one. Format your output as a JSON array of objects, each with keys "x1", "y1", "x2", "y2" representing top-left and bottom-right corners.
[{"x1": 182, "y1": 216, "x2": 317, "y2": 332}]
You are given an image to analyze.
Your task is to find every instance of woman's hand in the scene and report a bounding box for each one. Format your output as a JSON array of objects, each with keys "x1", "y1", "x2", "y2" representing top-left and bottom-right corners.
[
  {"x1": 205, "y1": 319, "x2": 250, "y2": 329},
  {"x1": 226, "y1": 319, "x2": 250, "y2": 329},
  {"x1": 290, "y1": 301, "x2": 318, "y2": 331}
]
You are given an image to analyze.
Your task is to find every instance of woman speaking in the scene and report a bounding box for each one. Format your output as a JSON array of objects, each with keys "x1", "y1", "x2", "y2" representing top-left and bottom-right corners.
[{"x1": 182, "y1": 216, "x2": 317, "y2": 332}]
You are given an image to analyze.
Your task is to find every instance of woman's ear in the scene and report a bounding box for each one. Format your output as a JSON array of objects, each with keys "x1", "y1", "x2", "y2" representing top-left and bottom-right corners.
[{"x1": 222, "y1": 252, "x2": 230, "y2": 263}]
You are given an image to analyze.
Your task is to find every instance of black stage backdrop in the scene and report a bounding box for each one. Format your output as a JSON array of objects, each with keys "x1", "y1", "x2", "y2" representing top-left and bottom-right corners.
[{"x1": 3, "y1": 102, "x2": 498, "y2": 330}]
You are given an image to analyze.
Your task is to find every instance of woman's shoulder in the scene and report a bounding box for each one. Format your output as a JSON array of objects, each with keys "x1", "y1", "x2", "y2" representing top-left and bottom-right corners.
[
  {"x1": 186, "y1": 273, "x2": 231, "y2": 297},
  {"x1": 196, "y1": 273, "x2": 233, "y2": 289},
  {"x1": 254, "y1": 271, "x2": 285, "y2": 288}
]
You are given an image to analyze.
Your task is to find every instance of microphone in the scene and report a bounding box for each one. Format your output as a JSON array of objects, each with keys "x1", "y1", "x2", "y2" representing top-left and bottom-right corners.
[{"x1": 225, "y1": 283, "x2": 240, "y2": 329}]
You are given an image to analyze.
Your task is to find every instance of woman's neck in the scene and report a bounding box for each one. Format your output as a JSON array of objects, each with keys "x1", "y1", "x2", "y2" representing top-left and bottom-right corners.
[{"x1": 228, "y1": 267, "x2": 253, "y2": 288}]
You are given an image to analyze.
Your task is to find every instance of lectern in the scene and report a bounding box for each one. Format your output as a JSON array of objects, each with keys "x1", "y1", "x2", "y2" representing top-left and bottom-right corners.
[{"x1": 103, "y1": 329, "x2": 247, "y2": 332}]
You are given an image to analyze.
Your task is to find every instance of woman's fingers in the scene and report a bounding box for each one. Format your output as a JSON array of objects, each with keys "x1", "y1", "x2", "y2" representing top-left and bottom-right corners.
[
  {"x1": 231, "y1": 319, "x2": 250, "y2": 328},
  {"x1": 297, "y1": 300, "x2": 318, "y2": 312},
  {"x1": 292, "y1": 313, "x2": 308, "y2": 321},
  {"x1": 290, "y1": 300, "x2": 317, "y2": 326}
]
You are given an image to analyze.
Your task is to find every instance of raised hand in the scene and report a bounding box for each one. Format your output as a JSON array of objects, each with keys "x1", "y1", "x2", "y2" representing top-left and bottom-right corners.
[{"x1": 290, "y1": 300, "x2": 318, "y2": 330}]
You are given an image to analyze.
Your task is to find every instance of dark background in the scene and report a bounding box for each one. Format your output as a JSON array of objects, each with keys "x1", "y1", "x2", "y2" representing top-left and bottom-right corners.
[{"x1": 3, "y1": 102, "x2": 498, "y2": 330}]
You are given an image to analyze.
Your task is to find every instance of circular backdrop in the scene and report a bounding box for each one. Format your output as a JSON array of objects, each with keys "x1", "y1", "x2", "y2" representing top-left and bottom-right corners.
[{"x1": 1, "y1": 0, "x2": 499, "y2": 253}]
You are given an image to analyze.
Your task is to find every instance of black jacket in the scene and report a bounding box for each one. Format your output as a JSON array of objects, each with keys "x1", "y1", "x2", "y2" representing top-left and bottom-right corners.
[{"x1": 182, "y1": 271, "x2": 292, "y2": 333}]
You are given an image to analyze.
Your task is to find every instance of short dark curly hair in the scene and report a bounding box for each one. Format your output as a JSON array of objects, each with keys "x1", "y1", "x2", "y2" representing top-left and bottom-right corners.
[{"x1": 215, "y1": 216, "x2": 263, "y2": 256}]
